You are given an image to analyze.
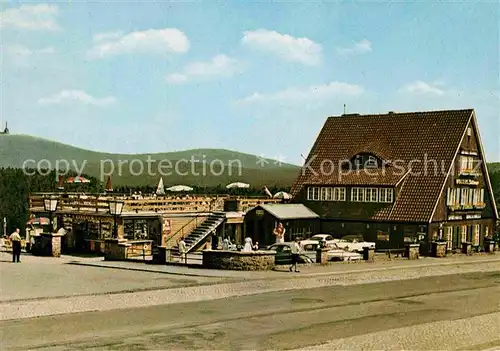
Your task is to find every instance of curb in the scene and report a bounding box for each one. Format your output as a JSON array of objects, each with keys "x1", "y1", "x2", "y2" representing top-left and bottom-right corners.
[{"x1": 67, "y1": 256, "x2": 500, "y2": 279}]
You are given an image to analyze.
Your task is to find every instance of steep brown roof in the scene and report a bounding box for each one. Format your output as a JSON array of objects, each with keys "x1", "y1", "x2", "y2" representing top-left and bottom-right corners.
[{"x1": 291, "y1": 109, "x2": 474, "y2": 222}]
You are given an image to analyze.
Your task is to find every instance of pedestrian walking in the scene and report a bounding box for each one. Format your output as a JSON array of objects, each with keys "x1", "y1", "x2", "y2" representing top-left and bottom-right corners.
[
  {"x1": 178, "y1": 237, "x2": 187, "y2": 264},
  {"x1": 290, "y1": 237, "x2": 301, "y2": 273},
  {"x1": 9, "y1": 228, "x2": 22, "y2": 263}
]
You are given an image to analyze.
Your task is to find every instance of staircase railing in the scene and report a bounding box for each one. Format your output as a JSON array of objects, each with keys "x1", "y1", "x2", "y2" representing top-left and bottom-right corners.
[
  {"x1": 164, "y1": 214, "x2": 206, "y2": 248},
  {"x1": 185, "y1": 215, "x2": 226, "y2": 253}
]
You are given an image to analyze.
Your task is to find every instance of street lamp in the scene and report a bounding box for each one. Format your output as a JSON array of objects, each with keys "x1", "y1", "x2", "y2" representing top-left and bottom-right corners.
[
  {"x1": 108, "y1": 198, "x2": 124, "y2": 238},
  {"x1": 43, "y1": 196, "x2": 59, "y2": 233}
]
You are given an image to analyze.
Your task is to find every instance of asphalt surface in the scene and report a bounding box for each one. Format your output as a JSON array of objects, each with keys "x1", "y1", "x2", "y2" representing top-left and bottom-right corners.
[{"x1": 2, "y1": 271, "x2": 499, "y2": 350}]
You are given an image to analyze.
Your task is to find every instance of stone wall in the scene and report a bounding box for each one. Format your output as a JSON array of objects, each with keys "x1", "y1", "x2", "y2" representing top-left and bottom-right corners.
[{"x1": 202, "y1": 250, "x2": 275, "y2": 271}]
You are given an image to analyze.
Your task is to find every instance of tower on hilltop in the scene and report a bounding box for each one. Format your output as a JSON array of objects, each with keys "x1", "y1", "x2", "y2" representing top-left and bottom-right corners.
[{"x1": 2, "y1": 122, "x2": 9, "y2": 134}]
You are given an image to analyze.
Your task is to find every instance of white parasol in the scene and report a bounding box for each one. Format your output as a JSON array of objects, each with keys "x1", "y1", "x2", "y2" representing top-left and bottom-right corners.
[
  {"x1": 226, "y1": 182, "x2": 250, "y2": 189},
  {"x1": 273, "y1": 191, "x2": 292, "y2": 200},
  {"x1": 166, "y1": 185, "x2": 193, "y2": 192}
]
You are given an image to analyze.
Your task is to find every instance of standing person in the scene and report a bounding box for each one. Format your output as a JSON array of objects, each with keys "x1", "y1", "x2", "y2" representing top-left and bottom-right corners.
[
  {"x1": 290, "y1": 237, "x2": 301, "y2": 272},
  {"x1": 178, "y1": 237, "x2": 187, "y2": 264},
  {"x1": 9, "y1": 228, "x2": 22, "y2": 263},
  {"x1": 211, "y1": 232, "x2": 219, "y2": 250},
  {"x1": 273, "y1": 222, "x2": 286, "y2": 243}
]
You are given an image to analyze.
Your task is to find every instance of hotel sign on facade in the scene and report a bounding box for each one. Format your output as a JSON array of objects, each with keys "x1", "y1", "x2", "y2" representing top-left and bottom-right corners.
[
  {"x1": 456, "y1": 179, "x2": 479, "y2": 186},
  {"x1": 448, "y1": 214, "x2": 481, "y2": 221}
]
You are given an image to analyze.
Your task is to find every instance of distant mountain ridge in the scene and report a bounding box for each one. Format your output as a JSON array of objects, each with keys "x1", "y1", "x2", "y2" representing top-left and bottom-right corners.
[{"x1": 0, "y1": 134, "x2": 300, "y2": 187}]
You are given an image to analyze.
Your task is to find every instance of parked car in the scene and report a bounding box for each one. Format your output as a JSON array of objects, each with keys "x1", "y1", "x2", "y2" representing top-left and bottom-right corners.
[
  {"x1": 267, "y1": 242, "x2": 313, "y2": 265},
  {"x1": 301, "y1": 243, "x2": 362, "y2": 262},
  {"x1": 300, "y1": 234, "x2": 337, "y2": 248},
  {"x1": 333, "y1": 235, "x2": 375, "y2": 253}
]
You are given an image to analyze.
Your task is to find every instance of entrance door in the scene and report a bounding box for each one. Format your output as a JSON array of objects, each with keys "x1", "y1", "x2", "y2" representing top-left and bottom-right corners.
[{"x1": 74, "y1": 222, "x2": 87, "y2": 252}]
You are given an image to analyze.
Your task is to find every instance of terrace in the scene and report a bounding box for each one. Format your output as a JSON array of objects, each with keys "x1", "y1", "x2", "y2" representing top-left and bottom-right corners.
[{"x1": 29, "y1": 192, "x2": 281, "y2": 215}]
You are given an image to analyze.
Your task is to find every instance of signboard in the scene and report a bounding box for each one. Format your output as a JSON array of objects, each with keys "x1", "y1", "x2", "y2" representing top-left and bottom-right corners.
[
  {"x1": 162, "y1": 218, "x2": 172, "y2": 235},
  {"x1": 448, "y1": 215, "x2": 463, "y2": 221},
  {"x1": 256, "y1": 210, "x2": 264, "y2": 216},
  {"x1": 466, "y1": 214, "x2": 481, "y2": 219},
  {"x1": 376, "y1": 230, "x2": 389, "y2": 241},
  {"x1": 460, "y1": 150, "x2": 478, "y2": 156},
  {"x1": 456, "y1": 179, "x2": 479, "y2": 186}
]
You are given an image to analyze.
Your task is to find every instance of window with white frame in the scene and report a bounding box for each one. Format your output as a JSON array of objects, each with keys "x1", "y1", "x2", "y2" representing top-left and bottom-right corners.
[
  {"x1": 313, "y1": 187, "x2": 320, "y2": 200},
  {"x1": 307, "y1": 187, "x2": 314, "y2": 200},
  {"x1": 351, "y1": 188, "x2": 361, "y2": 202},
  {"x1": 336, "y1": 188, "x2": 346, "y2": 201},
  {"x1": 366, "y1": 188, "x2": 378, "y2": 202},
  {"x1": 459, "y1": 156, "x2": 474, "y2": 172},
  {"x1": 473, "y1": 225, "x2": 480, "y2": 246},
  {"x1": 460, "y1": 225, "x2": 467, "y2": 243},
  {"x1": 320, "y1": 187, "x2": 328, "y2": 201},
  {"x1": 445, "y1": 227, "x2": 452, "y2": 249},
  {"x1": 307, "y1": 187, "x2": 347, "y2": 201}
]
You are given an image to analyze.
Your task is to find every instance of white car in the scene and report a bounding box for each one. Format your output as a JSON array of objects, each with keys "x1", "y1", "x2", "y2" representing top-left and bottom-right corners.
[
  {"x1": 333, "y1": 235, "x2": 375, "y2": 253},
  {"x1": 300, "y1": 234, "x2": 337, "y2": 248},
  {"x1": 301, "y1": 243, "x2": 362, "y2": 262}
]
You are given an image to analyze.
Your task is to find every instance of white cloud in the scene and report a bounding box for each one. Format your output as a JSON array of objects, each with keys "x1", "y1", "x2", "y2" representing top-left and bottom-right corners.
[
  {"x1": 241, "y1": 29, "x2": 322, "y2": 66},
  {"x1": 236, "y1": 82, "x2": 364, "y2": 105},
  {"x1": 92, "y1": 31, "x2": 124, "y2": 42},
  {"x1": 1, "y1": 4, "x2": 60, "y2": 31},
  {"x1": 166, "y1": 54, "x2": 242, "y2": 84},
  {"x1": 400, "y1": 81, "x2": 446, "y2": 95},
  {"x1": 3, "y1": 45, "x2": 55, "y2": 57},
  {"x1": 336, "y1": 39, "x2": 372, "y2": 55},
  {"x1": 38, "y1": 90, "x2": 116, "y2": 106},
  {"x1": 87, "y1": 28, "x2": 189, "y2": 59}
]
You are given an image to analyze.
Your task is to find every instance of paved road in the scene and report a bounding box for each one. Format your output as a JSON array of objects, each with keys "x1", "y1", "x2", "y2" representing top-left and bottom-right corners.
[{"x1": 2, "y1": 271, "x2": 499, "y2": 350}]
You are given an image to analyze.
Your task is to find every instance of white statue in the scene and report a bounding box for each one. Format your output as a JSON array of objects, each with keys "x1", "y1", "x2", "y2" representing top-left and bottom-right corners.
[{"x1": 242, "y1": 237, "x2": 253, "y2": 252}]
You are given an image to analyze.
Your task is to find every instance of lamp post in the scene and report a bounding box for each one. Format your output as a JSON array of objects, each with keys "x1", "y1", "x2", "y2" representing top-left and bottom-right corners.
[
  {"x1": 108, "y1": 198, "x2": 124, "y2": 238},
  {"x1": 43, "y1": 196, "x2": 59, "y2": 233}
]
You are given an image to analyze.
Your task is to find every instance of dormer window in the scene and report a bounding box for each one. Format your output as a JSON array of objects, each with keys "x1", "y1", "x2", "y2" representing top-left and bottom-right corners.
[
  {"x1": 366, "y1": 156, "x2": 378, "y2": 168},
  {"x1": 350, "y1": 153, "x2": 380, "y2": 169}
]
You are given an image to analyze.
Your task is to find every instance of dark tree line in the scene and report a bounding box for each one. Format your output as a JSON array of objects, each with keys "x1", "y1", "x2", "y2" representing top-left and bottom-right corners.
[{"x1": 0, "y1": 168, "x2": 103, "y2": 235}]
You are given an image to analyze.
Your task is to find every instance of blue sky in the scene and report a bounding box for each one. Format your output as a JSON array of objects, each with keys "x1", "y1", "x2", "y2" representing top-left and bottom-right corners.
[{"x1": 1, "y1": 1, "x2": 499, "y2": 164}]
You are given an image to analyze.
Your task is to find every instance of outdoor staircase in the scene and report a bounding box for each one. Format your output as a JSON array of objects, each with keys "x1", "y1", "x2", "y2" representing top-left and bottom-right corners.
[{"x1": 172, "y1": 211, "x2": 226, "y2": 255}]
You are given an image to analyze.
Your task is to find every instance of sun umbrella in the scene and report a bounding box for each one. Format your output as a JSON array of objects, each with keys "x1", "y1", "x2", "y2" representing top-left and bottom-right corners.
[
  {"x1": 66, "y1": 176, "x2": 91, "y2": 183},
  {"x1": 273, "y1": 191, "x2": 292, "y2": 200},
  {"x1": 226, "y1": 182, "x2": 250, "y2": 189},
  {"x1": 27, "y1": 217, "x2": 50, "y2": 226},
  {"x1": 57, "y1": 175, "x2": 64, "y2": 190},
  {"x1": 105, "y1": 176, "x2": 113, "y2": 192},
  {"x1": 156, "y1": 177, "x2": 165, "y2": 195},
  {"x1": 166, "y1": 185, "x2": 193, "y2": 192}
]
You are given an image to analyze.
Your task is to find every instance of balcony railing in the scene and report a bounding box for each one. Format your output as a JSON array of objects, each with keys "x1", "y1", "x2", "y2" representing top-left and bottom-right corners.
[
  {"x1": 448, "y1": 203, "x2": 486, "y2": 212},
  {"x1": 29, "y1": 193, "x2": 280, "y2": 215}
]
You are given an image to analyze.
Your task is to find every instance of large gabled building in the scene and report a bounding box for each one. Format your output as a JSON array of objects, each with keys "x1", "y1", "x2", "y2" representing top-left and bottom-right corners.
[{"x1": 291, "y1": 109, "x2": 498, "y2": 251}]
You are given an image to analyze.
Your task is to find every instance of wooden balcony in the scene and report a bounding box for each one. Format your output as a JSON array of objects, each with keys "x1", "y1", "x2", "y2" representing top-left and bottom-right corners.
[
  {"x1": 447, "y1": 203, "x2": 486, "y2": 212},
  {"x1": 29, "y1": 193, "x2": 281, "y2": 215}
]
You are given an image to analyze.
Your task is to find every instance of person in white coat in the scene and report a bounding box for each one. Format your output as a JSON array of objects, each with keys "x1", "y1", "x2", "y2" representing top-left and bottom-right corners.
[
  {"x1": 178, "y1": 238, "x2": 187, "y2": 264},
  {"x1": 242, "y1": 237, "x2": 253, "y2": 252}
]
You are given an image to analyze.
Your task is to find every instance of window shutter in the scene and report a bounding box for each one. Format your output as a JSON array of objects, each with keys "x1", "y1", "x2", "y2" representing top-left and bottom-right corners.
[
  {"x1": 461, "y1": 226, "x2": 467, "y2": 243},
  {"x1": 480, "y1": 189, "x2": 484, "y2": 204},
  {"x1": 447, "y1": 188, "x2": 451, "y2": 206}
]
